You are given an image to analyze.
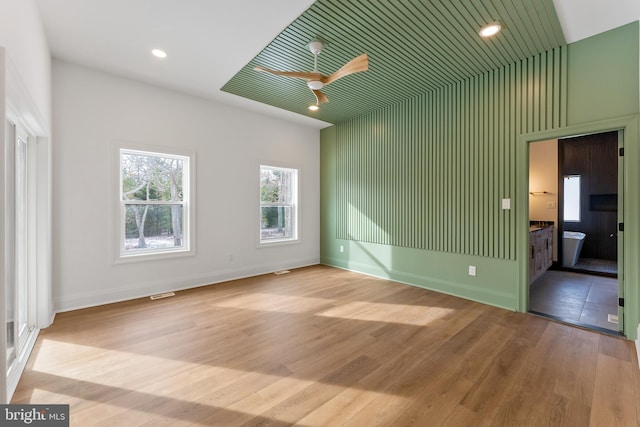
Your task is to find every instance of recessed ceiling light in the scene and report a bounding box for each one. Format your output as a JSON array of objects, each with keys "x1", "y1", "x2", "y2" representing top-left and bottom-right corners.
[
  {"x1": 308, "y1": 105, "x2": 319, "y2": 111},
  {"x1": 479, "y1": 23, "x2": 501, "y2": 38},
  {"x1": 152, "y1": 49, "x2": 167, "y2": 58}
]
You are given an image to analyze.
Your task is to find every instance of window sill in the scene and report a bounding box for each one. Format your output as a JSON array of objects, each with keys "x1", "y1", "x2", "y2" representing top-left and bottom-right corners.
[
  {"x1": 258, "y1": 238, "x2": 300, "y2": 248},
  {"x1": 114, "y1": 248, "x2": 195, "y2": 264}
]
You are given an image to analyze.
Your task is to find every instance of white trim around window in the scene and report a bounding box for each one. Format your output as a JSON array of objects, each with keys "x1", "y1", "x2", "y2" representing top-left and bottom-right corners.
[
  {"x1": 112, "y1": 141, "x2": 196, "y2": 264},
  {"x1": 258, "y1": 163, "x2": 300, "y2": 247}
]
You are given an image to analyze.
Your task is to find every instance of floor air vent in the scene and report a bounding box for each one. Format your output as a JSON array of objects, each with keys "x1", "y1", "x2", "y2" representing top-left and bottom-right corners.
[
  {"x1": 274, "y1": 270, "x2": 290, "y2": 275},
  {"x1": 150, "y1": 292, "x2": 176, "y2": 300}
]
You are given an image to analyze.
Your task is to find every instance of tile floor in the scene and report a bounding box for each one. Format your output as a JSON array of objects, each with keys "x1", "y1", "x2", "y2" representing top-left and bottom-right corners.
[{"x1": 529, "y1": 269, "x2": 619, "y2": 333}]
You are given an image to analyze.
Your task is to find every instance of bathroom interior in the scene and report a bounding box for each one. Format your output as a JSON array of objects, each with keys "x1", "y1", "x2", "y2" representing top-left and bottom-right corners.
[{"x1": 528, "y1": 130, "x2": 620, "y2": 334}]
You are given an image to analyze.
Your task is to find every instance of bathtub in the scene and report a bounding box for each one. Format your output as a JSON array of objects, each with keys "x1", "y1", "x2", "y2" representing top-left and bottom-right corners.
[{"x1": 563, "y1": 231, "x2": 586, "y2": 267}]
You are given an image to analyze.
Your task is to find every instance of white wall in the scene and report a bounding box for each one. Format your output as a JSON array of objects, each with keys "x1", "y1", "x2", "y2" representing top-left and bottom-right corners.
[
  {"x1": 0, "y1": 0, "x2": 52, "y2": 404},
  {"x1": 0, "y1": 0, "x2": 51, "y2": 122},
  {"x1": 52, "y1": 60, "x2": 320, "y2": 311},
  {"x1": 529, "y1": 139, "x2": 559, "y2": 261}
]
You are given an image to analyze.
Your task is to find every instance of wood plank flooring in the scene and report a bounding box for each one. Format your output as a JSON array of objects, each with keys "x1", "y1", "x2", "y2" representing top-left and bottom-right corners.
[{"x1": 12, "y1": 265, "x2": 640, "y2": 426}]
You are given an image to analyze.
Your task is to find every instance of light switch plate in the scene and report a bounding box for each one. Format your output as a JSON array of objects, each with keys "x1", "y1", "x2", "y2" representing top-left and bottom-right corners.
[{"x1": 502, "y1": 198, "x2": 511, "y2": 209}]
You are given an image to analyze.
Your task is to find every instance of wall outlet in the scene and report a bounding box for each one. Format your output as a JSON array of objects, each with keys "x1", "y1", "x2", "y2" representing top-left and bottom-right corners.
[
  {"x1": 501, "y1": 198, "x2": 511, "y2": 210},
  {"x1": 340, "y1": 245, "x2": 344, "y2": 253},
  {"x1": 547, "y1": 201, "x2": 556, "y2": 209},
  {"x1": 468, "y1": 265, "x2": 477, "y2": 276}
]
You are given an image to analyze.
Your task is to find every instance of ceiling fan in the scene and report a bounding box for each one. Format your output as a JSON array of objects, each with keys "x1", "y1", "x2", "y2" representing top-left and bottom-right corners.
[{"x1": 254, "y1": 40, "x2": 368, "y2": 106}]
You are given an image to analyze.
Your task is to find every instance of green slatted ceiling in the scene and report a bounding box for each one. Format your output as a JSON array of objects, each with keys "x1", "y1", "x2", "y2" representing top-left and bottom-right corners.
[
  {"x1": 222, "y1": 0, "x2": 565, "y2": 124},
  {"x1": 335, "y1": 47, "x2": 567, "y2": 259}
]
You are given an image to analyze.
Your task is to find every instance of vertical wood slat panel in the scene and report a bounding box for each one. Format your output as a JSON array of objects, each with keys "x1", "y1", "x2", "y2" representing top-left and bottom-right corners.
[
  {"x1": 468, "y1": 75, "x2": 475, "y2": 254},
  {"x1": 336, "y1": 47, "x2": 567, "y2": 259}
]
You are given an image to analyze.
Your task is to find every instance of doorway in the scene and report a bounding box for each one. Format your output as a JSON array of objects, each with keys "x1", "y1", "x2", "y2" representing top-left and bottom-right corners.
[
  {"x1": 2, "y1": 55, "x2": 54, "y2": 403},
  {"x1": 5, "y1": 119, "x2": 36, "y2": 377},
  {"x1": 560, "y1": 131, "x2": 619, "y2": 276},
  {"x1": 527, "y1": 130, "x2": 622, "y2": 334}
]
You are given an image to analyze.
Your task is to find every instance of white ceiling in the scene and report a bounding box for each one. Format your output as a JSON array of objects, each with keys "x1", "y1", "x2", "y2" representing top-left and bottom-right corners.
[
  {"x1": 552, "y1": 0, "x2": 640, "y2": 44},
  {"x1": 35, "y1": 0, "x2": 639, "y2": 128}
]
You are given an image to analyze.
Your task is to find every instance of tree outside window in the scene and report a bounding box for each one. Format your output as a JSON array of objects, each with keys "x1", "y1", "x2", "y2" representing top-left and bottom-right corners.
[
  {"x1": 260, "y1": 165, "x2": 298, "y2": 243},
  {"x1": 120, "y1": 149, "x2": 189, "y2": 255}
]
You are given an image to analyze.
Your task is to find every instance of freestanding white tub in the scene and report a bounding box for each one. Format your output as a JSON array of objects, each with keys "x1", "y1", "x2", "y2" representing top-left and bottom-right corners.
[{"x1": 563, "y1": 231, "x2": 586, "y2": 267}]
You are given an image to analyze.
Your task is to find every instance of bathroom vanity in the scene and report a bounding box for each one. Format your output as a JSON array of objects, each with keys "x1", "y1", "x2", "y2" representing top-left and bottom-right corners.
[{"x1": 529, "y1": 222, "x2": 553, "y2": 284}]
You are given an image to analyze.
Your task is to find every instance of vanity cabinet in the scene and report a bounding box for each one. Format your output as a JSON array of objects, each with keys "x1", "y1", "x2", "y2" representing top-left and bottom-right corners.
[{"x1": 529, "y1": 225, "x2": 553, "y2": 284}]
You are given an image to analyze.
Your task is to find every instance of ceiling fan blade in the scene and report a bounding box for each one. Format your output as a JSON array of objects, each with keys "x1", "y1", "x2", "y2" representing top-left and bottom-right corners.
[
  {"x1": 312, "y1": 89, "x2": 329, "y2": 105},
  {"x1": 322, "y1": 53, "x2": 369, "y2": 86},
  {"x1": 254, "y1": 66, "x2": 323, "y2": 81}
]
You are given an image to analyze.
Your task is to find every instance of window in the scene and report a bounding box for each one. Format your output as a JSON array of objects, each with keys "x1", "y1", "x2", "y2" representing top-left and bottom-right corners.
[
  {"x1": 563, "y1": 175, "x2": 581, "y2": 222},
  {"x1": 260, "y1": 165, "x2": 298, "y2": 244},
  {"x1": 119, "y1": 148, "x2": 191, "y2": 258}
]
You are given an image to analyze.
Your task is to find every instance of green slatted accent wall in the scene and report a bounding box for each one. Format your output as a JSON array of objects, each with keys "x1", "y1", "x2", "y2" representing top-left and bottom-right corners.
[{"x1": 336, "y1": 47, "x2": 567, "y2": 259}]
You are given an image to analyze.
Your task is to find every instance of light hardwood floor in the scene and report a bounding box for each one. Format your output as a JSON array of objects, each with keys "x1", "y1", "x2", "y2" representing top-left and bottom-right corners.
[{"x1": 12, "y1": 265, "x2": 640, "y2": 426}]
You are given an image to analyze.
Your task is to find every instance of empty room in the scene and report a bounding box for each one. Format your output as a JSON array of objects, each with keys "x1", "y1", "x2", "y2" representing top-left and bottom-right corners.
[{"x1": 1, "y1": 0, "x2": 640, "y2": 425}]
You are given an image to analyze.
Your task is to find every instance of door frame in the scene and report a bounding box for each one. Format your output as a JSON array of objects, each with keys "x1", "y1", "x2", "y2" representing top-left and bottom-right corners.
[
  {"x1": 617, "y1": 130, "x2": 625, "y2": 331},
  {"x1": 517, "y1": 114, "x2": 639, "y2": 338},
  {"x1": 1, "y1": 50, "x2": 53, "y2": 403}
]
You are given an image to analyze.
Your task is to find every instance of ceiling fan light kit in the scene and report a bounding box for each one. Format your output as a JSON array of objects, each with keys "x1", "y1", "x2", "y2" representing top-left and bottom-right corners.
[
  {"x1": 307, "y1": 80, "x2": 324, "y2": 90},
  {"x1": 308, "y1": 40, "x2": 325, "y2": 55},
  {"x1": 254, "y1": 39, "x2": 368, "y2": 108}
]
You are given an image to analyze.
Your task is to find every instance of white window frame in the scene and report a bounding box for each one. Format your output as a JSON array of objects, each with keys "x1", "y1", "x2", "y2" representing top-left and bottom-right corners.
[
  {"x1": 563, "y1": 174, "x2": 581, "y2": 222},
  {"x1": 259, "y1": 164, "x2": 299, "y2": 246},
  {"x1": 114, "y1": 142, "x2": 196, "y2": 263}
]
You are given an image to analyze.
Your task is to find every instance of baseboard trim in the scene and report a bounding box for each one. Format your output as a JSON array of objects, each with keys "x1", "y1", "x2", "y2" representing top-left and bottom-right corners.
[
  {"x1": 54, "y1": 257, "x2": 319, "y2": 313},
  {"x1": 321, "y1": 257, "x2": 516, "y2": 312}
]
